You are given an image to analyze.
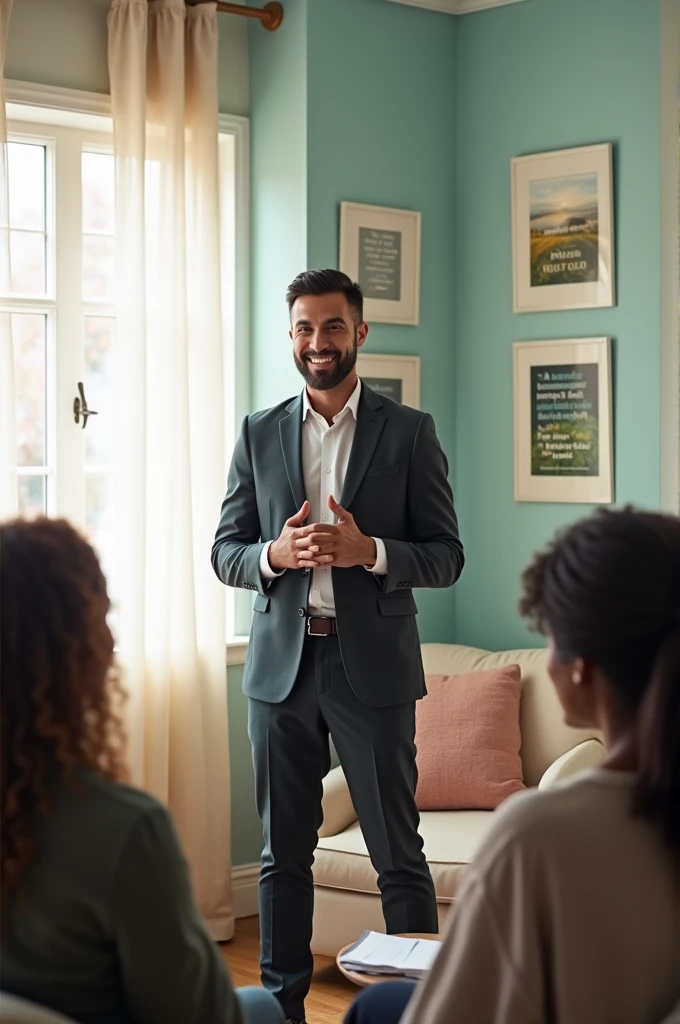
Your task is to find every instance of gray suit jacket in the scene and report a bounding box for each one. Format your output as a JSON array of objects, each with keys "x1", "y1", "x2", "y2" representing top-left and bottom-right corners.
[{"x1": 212, "y1": 385, "x2": 464, "y2": 707}]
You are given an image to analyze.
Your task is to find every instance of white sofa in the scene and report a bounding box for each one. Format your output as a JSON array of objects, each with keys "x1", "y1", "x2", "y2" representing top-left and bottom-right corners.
[{"x1": 311, "y1": 642, "x2": 605, "y2": 956}]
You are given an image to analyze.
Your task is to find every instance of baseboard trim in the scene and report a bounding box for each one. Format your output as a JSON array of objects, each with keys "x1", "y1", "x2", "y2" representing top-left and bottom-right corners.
[{"x1": 232, "y1": 862, "x2": 260, "y2": 919}]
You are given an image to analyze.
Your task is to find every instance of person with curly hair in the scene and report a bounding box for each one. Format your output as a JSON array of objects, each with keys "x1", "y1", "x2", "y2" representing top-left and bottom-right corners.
[
  {"x1": 345, "y1": 508, "x2": 680, "y2": 1024},
  {"x1": 0, "y1": 517, "x2": 282, "y2": 1024}
]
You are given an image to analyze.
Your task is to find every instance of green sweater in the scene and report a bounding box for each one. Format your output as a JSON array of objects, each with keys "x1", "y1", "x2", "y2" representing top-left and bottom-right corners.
[{"x1": 1, "y1": 771, "x2": 243, "y2": 1024}]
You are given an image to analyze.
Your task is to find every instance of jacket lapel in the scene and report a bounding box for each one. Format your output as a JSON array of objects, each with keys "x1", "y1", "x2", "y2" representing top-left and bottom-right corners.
[
  {"x1": 340, "y1": 385, "x2": 386, "y2": 510},
  {"x1": 279, "y1": 396, "x2": 306, "y2": 511}
]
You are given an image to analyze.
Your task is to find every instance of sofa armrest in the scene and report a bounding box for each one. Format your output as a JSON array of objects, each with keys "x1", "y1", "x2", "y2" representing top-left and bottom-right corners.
[
  {"x1": 539, "y1": 738, "x2": 606, "y2": 791},
  {"x1": 318, "y1": 766, "x2": 357, "y2": 838}
]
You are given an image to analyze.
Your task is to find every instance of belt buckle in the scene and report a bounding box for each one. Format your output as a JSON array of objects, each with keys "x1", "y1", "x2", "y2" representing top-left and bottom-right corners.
[{"x1": 307, "y1": 617, "x2": 327, "y2": 637}]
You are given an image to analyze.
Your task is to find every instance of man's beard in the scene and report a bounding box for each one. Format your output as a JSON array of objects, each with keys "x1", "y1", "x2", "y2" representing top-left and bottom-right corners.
[{"x1": 294, "y1": 340, "x2": 358, "y2": 391}]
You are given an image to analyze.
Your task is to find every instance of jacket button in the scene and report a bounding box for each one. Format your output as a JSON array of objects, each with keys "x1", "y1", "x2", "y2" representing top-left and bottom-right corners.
[{"x1": 298, "y1": 607, "x2": 306, "y2": 617}]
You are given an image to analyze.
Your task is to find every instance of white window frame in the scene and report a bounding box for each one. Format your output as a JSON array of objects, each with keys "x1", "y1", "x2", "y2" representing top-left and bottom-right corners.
[
  {"x1": 5, "y1": 80, "x2": 251, "y2": 656},
  {"x1": 4, "y1": 119, "x2": 119, "y2": 528}
]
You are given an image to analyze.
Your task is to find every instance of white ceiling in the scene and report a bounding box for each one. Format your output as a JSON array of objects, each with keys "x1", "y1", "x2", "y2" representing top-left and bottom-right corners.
[{"x1": 384, "y1": 0, "x2": 528, "y2": 14}]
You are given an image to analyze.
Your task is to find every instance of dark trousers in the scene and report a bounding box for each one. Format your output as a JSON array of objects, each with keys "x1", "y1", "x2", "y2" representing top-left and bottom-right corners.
[
  {"x1": 344, "y1": 981, "x2": 417, "y2": 1024},
  {"x1": 248, "y1": 635, "x2": 437, "y2": 1021}
]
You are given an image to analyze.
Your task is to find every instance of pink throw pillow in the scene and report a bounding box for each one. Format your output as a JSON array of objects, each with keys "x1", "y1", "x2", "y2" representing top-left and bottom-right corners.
[{"x1": 415, "y1": 667, "x2": 525, "y2": 811}]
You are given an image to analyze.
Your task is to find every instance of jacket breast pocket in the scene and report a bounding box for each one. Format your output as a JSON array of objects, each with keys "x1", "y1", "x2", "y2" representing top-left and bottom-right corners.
[
  {"x1": 253, "y1": 594, "x2": 270, "y2": 613},
  {"x1": 365, "y1": 463, "x2": 400, "y2": 479},
  {"x1": 377, "y1": 595, "x2": 418, "y2": 616}
]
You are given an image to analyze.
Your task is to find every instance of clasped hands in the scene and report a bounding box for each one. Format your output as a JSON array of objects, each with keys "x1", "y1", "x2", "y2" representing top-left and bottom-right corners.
[{"x1": 268, "y1": 497, "x2": 377, "y2": 572}]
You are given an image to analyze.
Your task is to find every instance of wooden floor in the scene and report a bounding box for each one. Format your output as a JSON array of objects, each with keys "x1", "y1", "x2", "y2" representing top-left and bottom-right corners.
[{"x1": 221, "y1": 916, "x2": 357, "y2": 1024}]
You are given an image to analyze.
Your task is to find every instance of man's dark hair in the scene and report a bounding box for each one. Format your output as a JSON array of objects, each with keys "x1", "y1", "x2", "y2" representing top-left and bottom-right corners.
[{"x1": 286, "y1": 269, "x2": 364, "y2": 324}]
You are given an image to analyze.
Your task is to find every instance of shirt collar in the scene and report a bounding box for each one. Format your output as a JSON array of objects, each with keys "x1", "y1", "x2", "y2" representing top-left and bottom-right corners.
[{"x1": 302, "y1": 378, "x2": 362, "y2": 423}]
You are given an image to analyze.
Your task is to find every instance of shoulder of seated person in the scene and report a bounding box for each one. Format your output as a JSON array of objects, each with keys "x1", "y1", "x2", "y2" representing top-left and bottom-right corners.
[
  {"x1": 475, "y1": 772, "x2": 611, "y2": 865},
  {"x1": 64, "y1": 768, "x2": 167, "y2": 825}
]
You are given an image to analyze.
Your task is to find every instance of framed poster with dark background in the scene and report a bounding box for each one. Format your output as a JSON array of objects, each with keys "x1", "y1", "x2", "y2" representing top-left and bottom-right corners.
[
  {"x1": 357, "y1": 353, "x2": 420, "y2": 409},
  {"x1": 339, "y1": 202, "x2": 421, "y2": 325}
]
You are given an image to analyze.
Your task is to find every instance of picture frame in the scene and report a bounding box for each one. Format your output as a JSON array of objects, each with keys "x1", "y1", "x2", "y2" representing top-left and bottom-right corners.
[
  {"x1": 357, "y1": 353, "x2": 421, "y2": 410},
  {"x1": 339, "y1": 201, "x2": 421, "y2": 325},
  {"x1": 511, "y1": 144, "x2": 615, "y2": 313},
  {"x1": 513, "y1": 337, "x2": 613, "y2": 504}
]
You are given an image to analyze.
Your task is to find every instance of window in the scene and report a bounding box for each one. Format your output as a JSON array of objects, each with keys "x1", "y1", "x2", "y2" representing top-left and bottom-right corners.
[
  {"x1": 4, "y1": 121, "x2": 118, "y2": 591},
  {"x1": 4, "y1": 89, "x2": 249, "y2": 640}
]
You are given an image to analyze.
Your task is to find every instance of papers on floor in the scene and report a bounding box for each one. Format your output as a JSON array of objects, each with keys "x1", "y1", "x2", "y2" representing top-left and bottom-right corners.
[{"x1": 339, "y1": 931, "x2": 441, "y2": 979}]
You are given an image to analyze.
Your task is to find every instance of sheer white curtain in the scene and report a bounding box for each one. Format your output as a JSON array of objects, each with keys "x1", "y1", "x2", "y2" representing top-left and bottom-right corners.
[
  {"x1": 0, "y1": 0, "x2": 16, "y2": 519},
  {"x1": 108, "y1": 0, "x2": 234, "y2": 939}
]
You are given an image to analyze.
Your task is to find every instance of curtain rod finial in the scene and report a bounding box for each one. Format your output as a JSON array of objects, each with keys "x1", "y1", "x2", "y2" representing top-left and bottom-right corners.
[{"x1": 262, "y1": 1, "x2": 283, "y2": 30}]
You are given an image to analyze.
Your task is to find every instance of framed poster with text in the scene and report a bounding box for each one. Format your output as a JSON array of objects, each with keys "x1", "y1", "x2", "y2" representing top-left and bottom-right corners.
[
  {"x1": 511, "y1": 144, "x2": 615, "y2": 312},
  {"x1": 339, "y1": 202, "x2": 421, "y2": 325},
  {"x1": 513, "y1": 338, "x2": 613, "y2": 503},
  {"x1": 357, "y1": 353, "x2": 420, "y2": 410}
]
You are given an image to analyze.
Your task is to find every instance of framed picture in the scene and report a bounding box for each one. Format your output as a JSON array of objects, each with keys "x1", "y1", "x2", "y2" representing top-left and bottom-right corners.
[
  {"x1": 339, "y1": 202, "x2": 421, "y2": 325},
  {"x1": 511, "y1": 144, "x2": 615, "y2": 313},
  {"x1": 513, "y1": 337, "x2": 613, "y2": 504},
  {"x1": 357, "y1": 353, "x2": 420, "y2": 409}
]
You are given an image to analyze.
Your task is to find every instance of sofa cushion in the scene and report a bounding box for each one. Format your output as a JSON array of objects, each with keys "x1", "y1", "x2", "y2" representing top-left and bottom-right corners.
[
  {"x1": 314, "y1": 809, "x2": 495, "y2": 903},
  {"x1": 415, "y1": 667, "x2": 525, "y2": 810},
  {"x1": 420, "y1": 644, "x2": 602, "y2": 786}
]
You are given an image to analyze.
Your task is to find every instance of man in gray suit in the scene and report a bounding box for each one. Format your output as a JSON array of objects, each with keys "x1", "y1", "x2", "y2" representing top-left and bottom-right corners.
[{"x1": 212, "y1": 270, "x2": 463, "y2": 1024}]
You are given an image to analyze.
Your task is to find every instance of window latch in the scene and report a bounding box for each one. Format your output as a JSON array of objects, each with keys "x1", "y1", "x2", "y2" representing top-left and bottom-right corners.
[{"x1": 73, "y1": 382, "x2": 98, "y2": 430}]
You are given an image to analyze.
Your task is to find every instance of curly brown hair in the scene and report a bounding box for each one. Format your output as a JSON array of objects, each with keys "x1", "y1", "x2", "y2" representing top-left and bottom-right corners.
[{"x1": 1, "y1": 517, "x2": 128, "y2": 899}]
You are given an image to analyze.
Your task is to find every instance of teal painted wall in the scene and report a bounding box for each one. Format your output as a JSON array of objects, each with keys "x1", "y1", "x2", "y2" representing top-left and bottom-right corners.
[
  {"x1": 305, "y1": 0, "x2": 458, "y2": 642},
  {"x1": 452, "y1": 0, "x2": 664, "y2": 652},
  {"x1": 250, "y1": 0, "x2": 458, "y2": 639}
]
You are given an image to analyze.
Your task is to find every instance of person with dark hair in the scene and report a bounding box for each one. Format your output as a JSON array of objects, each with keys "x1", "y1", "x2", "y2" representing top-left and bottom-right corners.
[
  {"x1": 0, "y1": 517, "x2": 283, "y2": 1024},
  {"x1": 212, "y1": 269, "x2": 464, "y2": 1024},
  {"x1": 345, "y1": 507, "x2": 680, "y2": 1024}
]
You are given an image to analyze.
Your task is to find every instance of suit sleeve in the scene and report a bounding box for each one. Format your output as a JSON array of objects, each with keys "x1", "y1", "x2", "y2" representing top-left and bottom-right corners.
[
  {"x1": 382, "y1": 413, "x2": 464, "y2": 592},
  {"x1": 211, "y1": 416, "x2": 269, "y2": 595},
  {"x1": 113, "y1": 806, "x2": 244, "y2": 1024}
]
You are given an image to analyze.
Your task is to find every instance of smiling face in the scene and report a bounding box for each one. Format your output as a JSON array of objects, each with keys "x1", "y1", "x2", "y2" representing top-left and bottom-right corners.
[{"x1": 290, "y1": 292, "x2": 368, "y2": 392}]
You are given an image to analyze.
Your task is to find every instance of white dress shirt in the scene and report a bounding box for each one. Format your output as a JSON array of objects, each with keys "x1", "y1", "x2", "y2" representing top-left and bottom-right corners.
[{"x1": 259, "y1": 379, "x2": 387, "y2": 616}]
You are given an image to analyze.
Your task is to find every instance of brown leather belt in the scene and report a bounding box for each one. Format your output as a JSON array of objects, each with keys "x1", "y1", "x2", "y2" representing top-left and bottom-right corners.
[{"x1": 306, "y1": 616, "x2": 338, "y2": 637}]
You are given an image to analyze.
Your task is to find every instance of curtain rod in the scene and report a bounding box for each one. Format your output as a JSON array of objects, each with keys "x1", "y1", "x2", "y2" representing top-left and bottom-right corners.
[{"x1": 189, "y1": 0, "x2": 283, "y2": 30}]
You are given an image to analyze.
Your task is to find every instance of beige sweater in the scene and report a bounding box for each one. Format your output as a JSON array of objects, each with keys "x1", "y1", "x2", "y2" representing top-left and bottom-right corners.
[{"x1": 403, "y1": 770, "x2": 680, "y2": 1024}]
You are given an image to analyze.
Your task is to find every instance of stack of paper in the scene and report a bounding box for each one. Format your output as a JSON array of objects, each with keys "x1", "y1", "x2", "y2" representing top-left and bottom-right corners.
[{"x1": 339, "y1": 931, "x2": 441, "y2": 979}]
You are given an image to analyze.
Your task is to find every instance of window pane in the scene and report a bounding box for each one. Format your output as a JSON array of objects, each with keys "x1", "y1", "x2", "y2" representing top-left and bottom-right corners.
[
  {"x1": 10, "y1": 230, "x2": 46, "y2": 295},
  {"x1": 85, "y1": 473, "x2": 117, "y2": 598},
  {"x1": 82, "y1": 152, "x2": 115, "y2": 233},
  {"x1": 12, "y1": 313, "x2": 46, "y2": 467},
  {"x1": 8, "y1": 142, "x2": 45, "y2": 230},
  {"x1": 83, "y1": 234, "x2": 115, "y2": 300},
  {"x1": 84, "y1": 316, "x2": 116, "y2": 466},
  {"x1": 18, "y1": 475, "x2": 46, "y2": 518}
]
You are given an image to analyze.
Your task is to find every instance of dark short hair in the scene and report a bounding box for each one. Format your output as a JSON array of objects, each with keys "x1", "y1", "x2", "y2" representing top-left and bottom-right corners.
[
  {"x1": 286, "y1": 269, "x2": 364, "y2": 323},
  {"x1": 520, "y1": 506, "x2": 680, "y2": 864}
]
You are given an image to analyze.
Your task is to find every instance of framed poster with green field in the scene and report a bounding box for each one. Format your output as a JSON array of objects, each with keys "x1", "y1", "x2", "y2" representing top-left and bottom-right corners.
[
  {"x1": 513, "y1": 338, "x2": 613, "y2": 503},
  {"x1": 511, "y1": 144, "x2": 614, "y2": 312}
]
